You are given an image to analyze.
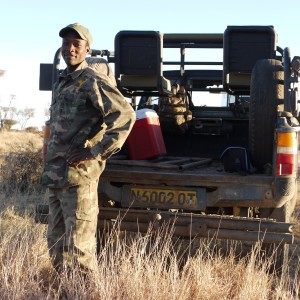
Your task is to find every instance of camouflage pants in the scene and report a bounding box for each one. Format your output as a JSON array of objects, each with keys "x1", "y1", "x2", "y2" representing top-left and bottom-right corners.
[{"x1": 47, "y1": 180, "x2": 99, "y2": 273}]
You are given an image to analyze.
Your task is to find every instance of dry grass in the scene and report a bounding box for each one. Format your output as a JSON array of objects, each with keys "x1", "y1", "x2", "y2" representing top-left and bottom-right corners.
[
  {"x1": 0, "y1": 130, "x2": 299, "y2": 299},
  {"x1": 0, "y1": 206, "x2": 299, "y2": 300},
  {"x1": 0, "y1": 130, "x2": 43, "y2": 194},
  {"x1": 0, "y1": 130, "x2": 43, "y2": 153}
]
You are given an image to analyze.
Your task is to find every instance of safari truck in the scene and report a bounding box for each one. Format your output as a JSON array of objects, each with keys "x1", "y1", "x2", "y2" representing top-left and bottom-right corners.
[{"x1": 37, "y1": 26, "x2": 300, "y2": 269}]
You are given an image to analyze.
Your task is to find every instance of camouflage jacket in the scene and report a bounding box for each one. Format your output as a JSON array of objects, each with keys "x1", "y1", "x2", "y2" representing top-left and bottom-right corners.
[{"x1": 41, "y1": 60, "x2": 135, "y2": 188}]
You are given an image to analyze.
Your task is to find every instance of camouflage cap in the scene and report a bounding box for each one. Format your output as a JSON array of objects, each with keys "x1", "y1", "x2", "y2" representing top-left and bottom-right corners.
[{"x1": 59, "y1": 23, "x2": 93, "y2": 46}]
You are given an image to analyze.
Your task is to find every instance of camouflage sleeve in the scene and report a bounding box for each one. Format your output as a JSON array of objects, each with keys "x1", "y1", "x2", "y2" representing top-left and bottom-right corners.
[{"x1": 88, "y1": 76, "x2": 136, "y2": 161}]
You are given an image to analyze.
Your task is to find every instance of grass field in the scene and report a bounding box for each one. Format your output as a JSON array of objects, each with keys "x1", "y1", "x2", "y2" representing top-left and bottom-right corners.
[{"x1": 0, "y1": 130, "x2": 299, "y2": 299}]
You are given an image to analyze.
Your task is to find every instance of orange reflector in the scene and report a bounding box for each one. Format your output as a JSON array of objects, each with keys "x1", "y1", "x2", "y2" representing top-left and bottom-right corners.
[{"x1": 277, "y1": 132, "x2": 295, "y2": 147}]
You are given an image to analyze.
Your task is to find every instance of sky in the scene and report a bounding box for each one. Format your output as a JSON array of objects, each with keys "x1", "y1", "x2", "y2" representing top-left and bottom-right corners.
[{"x1": 0, "y1": 0, "x2": 300, "y2": 129}]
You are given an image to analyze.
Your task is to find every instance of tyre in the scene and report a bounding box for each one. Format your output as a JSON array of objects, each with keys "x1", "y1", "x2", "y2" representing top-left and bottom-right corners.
[{"x1": 249, "y1": 59, "x2": 284, "y2": 171}]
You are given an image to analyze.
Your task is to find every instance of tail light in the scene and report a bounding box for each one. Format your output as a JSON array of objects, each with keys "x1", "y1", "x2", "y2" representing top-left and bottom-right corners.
[{"x1": 276, "y1": 131, "x2": 298, "y2": 176}]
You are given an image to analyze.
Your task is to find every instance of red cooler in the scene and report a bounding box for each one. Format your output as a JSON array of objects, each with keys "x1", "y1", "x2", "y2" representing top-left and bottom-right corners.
[{"x1": 126, "y1": 108, "x2": 166, "y2": 160}]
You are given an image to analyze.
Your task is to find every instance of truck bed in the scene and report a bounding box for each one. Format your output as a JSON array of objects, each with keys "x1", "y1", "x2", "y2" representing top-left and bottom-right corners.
[
  {"x1": 104, "y1": 155, "x2": 270, "y2": 183},
  {"x1": 100, "y1": 156, "x2": 274, "y2": 210}
]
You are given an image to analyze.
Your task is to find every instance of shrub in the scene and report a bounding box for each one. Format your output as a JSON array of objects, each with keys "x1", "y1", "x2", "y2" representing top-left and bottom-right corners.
[
  {"x1": 0, "y1": 142, "x2": 43, "y2": 193},
  {"x1": 25, "y1": 126, "x2": 40, "y2": 133}
]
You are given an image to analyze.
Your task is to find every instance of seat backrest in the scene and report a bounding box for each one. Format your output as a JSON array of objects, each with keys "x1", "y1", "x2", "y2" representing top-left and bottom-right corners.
[
  {"x1": 115, "y1": 30, "x2": 163, "y2": 77},
  {"x1": 223, "y1": 26, "x2": 277, "y2": 95},
  {"x1": 114, "y1": 31, "x2": 171, "y2": 95}
]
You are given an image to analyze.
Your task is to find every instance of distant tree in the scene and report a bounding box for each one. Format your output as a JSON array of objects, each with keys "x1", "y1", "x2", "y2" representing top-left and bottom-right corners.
[
  {"x1": 44, "y1": 102, "x2": 50, "y2": 119},
  {"x1": 0, "y1": 106, "x2": 17, "y2": 128},
  {"x1": 0, "y1": 69, "x2": 5, "y2": 77},
  {"x1": 16, "y1": 108, "x2": 35, "y2": 130},
  {"x1": 2, "y1": 119, "x2": 18, "y2": 130},
  {"x1": 8, "y1": 106, "x2": 17, "y2": 119},
  {"x1": 0, "y1": 107, "x2": 6, "y2": 128},
  {"x1": 0, "y1": 95, "x2": 17, "y2": 128}
]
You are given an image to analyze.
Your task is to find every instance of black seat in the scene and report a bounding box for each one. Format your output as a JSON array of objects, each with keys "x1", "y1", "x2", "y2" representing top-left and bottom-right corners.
[
  {"x1": 223, "y1": 26, "x2": 277, "y2": 95},
  {"x1": 114, "y1": 31, "x2": 172, "y2": 96}
]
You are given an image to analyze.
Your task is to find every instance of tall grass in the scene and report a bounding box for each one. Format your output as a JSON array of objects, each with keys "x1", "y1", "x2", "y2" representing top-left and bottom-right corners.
[
  {"x1": 0, "y1": 205, "x2": 299, "y2": 300},
  {"x1": 0, "y1": 131, "x2": 299, "y2": 299}
]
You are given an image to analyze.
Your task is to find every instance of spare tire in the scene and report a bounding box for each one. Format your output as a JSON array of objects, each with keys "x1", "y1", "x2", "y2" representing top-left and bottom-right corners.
[{"x1": 249, "y1": 59, "x2": 284, "y2": 171}]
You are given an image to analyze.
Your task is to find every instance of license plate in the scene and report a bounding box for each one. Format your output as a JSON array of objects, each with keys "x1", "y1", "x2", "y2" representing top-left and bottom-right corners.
[{"x1": 122, "y1": 186, "x2": 206, "y2": 210}]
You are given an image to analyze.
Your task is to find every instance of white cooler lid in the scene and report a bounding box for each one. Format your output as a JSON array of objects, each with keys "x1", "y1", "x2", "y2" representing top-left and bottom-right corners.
[{"x1": 135, "y1": 108, "x2": 158, "y2": 120}]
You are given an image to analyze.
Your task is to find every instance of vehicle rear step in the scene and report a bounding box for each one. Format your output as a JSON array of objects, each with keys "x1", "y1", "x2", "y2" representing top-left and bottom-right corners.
[{"x1": 35, "y1": 205, "x2": 298, "y2": 244}]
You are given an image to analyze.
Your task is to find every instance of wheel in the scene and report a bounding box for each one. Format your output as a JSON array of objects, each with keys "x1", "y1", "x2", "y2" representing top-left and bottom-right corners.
[
  {"x1": 259, "y1": 202, "x2": 290, "y2": 274},
  {"x1": 249, "y1": 59, "x2": 284, "y2": 171}
]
